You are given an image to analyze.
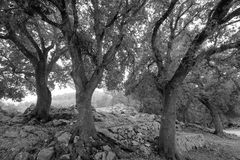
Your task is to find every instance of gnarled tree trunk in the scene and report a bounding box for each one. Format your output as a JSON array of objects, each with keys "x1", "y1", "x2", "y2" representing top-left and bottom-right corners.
[
  {"x1": 198, "y1": 96, "x2": 224, "y2": 135},
  {"x1": 75, "y1": 90, "x2": 96, "y2": 139},
  {"x1": 67, "y1": 39, "x2": 104, "y2": 159},
  {"x1": 158, "y1": 84, "x2": 182, "y2": 160},
  {"x1": 33, "y1": 61, "x2": 52, "y2": 121}
]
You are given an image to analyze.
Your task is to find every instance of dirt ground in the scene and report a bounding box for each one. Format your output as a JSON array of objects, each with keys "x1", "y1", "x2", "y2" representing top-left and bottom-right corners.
[{"x1": 185, "y1": 128, "x2": 240, "y2": 160}]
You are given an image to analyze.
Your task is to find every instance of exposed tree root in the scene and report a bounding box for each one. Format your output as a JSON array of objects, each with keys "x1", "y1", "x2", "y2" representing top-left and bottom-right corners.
[
  {"x1": 68, "y1": 127, "x2": 135, "y2": 160},
  {"x1": 22, "y1": 110, "x2": 51, "y2": 124}
]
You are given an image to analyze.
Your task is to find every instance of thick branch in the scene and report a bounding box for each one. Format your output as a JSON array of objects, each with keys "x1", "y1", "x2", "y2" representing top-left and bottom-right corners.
[
  {"x1": 46, "y1": 41, "x2": 55, "y2": 53},
  {"x1": 222, "y1": 7, "x2": 240, "y2": 24},
  {"x1": 0, "y1": 34, "x2": 9, "y2": 39},
  {"x1": 87, "y1": 66, "x2": 104, "y2": 93},
  {"x1": 151, "y1": 0, "x2": 178, "y2": 75},
  {"x1": 102, "y1": 35, "x2": 124, "y2": 67},
  {"x1": 167, "y1": 0, "x2": 236, "y2": 89},
  {"x1": 20, "y1": 24, "x2": 43, "y2": 58},
  {"x1": 175, "y1": 12, "x2": 199, "y2": 37},
  {"x1": 91, "y1": 0, "x2": 105, "y2": 65},
  {"x1": 71, "y1": 0, "x2": 79, "y2": 31},
  {"x1": 131, "y1": 0, "x2": 147, "y2": 17},
  {"x1": 36, "y1": 10, "x2": 62, "y2": 28},
  {"x1": 151, "y1": 0, "x2": 178, "y2": 48},
  {"x1": 47, "y1": 47, "x2": 68, "y2": 75},
  {"x1": 105, "y1": 9, "x2": 120, "y2": 28},
  {"x1": 33, "y1": 21, "x2": 46, "y2": 51},
  {"x1": 173, "y1": 0, "x2": 193, "y2": 31},
  {"x1": 196, "y1": 40, "x2": 240, "y2": 63},
  {"x1": 9, "y1": 34, "x2": 38, "y2": 64}
]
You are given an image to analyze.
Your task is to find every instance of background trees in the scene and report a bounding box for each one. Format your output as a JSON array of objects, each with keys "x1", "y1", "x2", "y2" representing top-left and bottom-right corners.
[{"x1": 0, "y1": 1, "x2": 69, "y2": 120}]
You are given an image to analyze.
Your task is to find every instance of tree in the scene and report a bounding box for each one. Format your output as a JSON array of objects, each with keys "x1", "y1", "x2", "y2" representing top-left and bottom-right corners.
[
  {"x1": 187, "y1": 45, "x2": 240, "y2": 135},
  {"x1": 150, "y1": 0, "x2": 240, "y2": 159},
  {"x1": 23, "y1": 0, "x2": 147, "y2": 158},
  {"x1": 0, "y1": 1, "x2": 68, "y2": 121}
]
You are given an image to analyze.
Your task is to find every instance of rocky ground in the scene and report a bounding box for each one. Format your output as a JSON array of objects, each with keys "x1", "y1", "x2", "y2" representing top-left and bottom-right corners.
[{"x1": 0, "y1": 104, "x2": 240, "y2": 160}]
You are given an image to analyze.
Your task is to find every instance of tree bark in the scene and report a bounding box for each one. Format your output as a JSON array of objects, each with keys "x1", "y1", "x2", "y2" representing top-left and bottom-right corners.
[
  {"x1": 75, "y1": 91, "x2": 96, "y2": 138},
  {"x1": 158, "y1": 84, "x2": 182, "y2": 160},
  {"x1": 69, "y1": 66, "x2": 103, "y2": 160},
  {"x1": 67, "y1": 38, "x2": 104, "y2": 158},
  {"x1": 198, "y1": 96, "x2": 224, "y2": 135},
  {"x1": 33, "y1": 61, "x2": 52, "y2": 121}
]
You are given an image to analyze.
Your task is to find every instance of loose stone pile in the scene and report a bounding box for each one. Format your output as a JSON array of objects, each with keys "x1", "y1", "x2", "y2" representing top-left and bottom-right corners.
[{"x1": 0, "y1": 104, "x2": 206, "y2": 160}]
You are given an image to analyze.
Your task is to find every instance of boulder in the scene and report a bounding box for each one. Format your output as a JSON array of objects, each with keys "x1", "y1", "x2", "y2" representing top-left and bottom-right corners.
[{"x1": 37, "y1": 147, "x2": 54, "y2": 160}]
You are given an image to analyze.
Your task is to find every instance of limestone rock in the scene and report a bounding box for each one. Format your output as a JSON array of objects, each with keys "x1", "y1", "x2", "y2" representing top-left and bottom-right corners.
[
  {"x1": 23, "y1": 125, "x2": 36, "y2": 132},
  {"x1": 94, "y1": 151, "x2": 116, "y2": 160},
  {"x1": 95, "y1": 105, "x2": 205, "y2": 155},
  {"x1": 106, "y1": 151, "x2": 116, "y2": 160},
  {"x1": 53, "y1": 119, "x2": 70, "y2": 126},
  {"x1": 176, "y1": 132, "x2": 205, "y2": 152},
  {"x1": 23, "y1": 104, "x2": 35, "y2": 115},
  {"x1": 14, "y1": 151, "x2": 29, "y2": 160},
  {"x1": 19, "y1": 130, "x2": 28, "y2": 138},
  {"x1": 0, "y1": 114, "x2": 11, "y2": 123},
  {"x1": 10, "y1": 116, "x2": 24, "y2": 124},
  {"x1": 56, "y1": 131, "x2": 71, "y2": 146},
  {"x1": 103, "y1": 145, "x2": 111, "y2": 151},
  {"x1": 37, "y1": 147, "x2": 54, "y2": 160},
  {"x1": 3, "y1": 130, "x2": 19, "y2": 138},
  {"x1": 60, "y1": 154, "x2": 70, "y2": 160},
  {"x1": 139, "y1": 145, "x2": 151, "y2": 155},
  {"x1": 94, "y1": 152, "x2": 106, "y2": 160}
]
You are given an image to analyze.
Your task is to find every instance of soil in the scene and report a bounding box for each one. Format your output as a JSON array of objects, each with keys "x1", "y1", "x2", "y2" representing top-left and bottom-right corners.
[{"x1": 184, "y1": 127, "x2": 240, "y2": 160}]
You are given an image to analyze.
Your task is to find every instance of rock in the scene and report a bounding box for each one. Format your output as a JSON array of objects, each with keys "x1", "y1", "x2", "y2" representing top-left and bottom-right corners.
[
  {"x1": 0, "y1": 114, "x2": 11, "y2": 123},
  {"x1": 19, "y1": 130, "x2": 28, "y2": 138},
  {"x1": 60, "y1": 154, "x2": 70, "y2": 160},
  {"x1": 23, "y1": 125, "x2": 35, "y2": 132},
  {"x1": 139, "y1": 145, "x2": 151, "y2": 155},
  {"x1": 37, "y1": 147, "x2": 54, "y2": 160},
  {"x1": 23, "y1": 104, "x2": 35, "y2": 115},
  {"x1": 28, "y1": 118, "x2": 38, "y2": 125},
  {"x1": 94, "y1": 152, "x2": 106, "y2": 160},
  {"x1": 53, "y1": 119, "x2": 70, "y2": 126},
  {"x1": 106, "y1": 151, "x2": 116, "y2": 160},
  {"x1": 14, "y1": 151, "x2": 29, "y2": 160},
  {"x1": 74, "y1": 136, "x2": 79, "y2": 143},
  {"x1": 56, "y1": 132, "x2": 71, "y2": 145},
  {"x1": 50, "y1": 107, "x2": 76, "y2": 120},
  {"x1": 132, "y1": 140, "x2": 139, "y2": 146},
  {"x1": 3, "y1": 130, "x2": 19, "y2": 138},
  {"x1": 145, "y1": 143, "x2": 151, "y2": 147},
  {"x1": 176, "y1": 132, "x2": 205, "y2": 152},
  {"x1": 10, "y1": 116, "x2": 24, "y2": 123},
  {"x1": 103, "y1": 145, "x2": 111, "y2": 151}
]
